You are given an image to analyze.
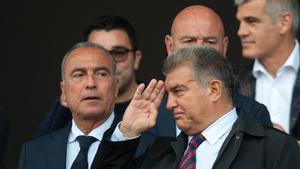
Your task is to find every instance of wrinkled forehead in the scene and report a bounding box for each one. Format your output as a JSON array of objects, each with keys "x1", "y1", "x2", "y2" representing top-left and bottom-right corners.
[{"x1": 65, "y1": 47, "x2": 113, "y2": 70}]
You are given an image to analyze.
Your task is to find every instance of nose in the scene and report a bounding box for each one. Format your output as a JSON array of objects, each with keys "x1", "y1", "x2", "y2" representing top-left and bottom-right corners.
[
  {"x1": 86, "y1": 74, "x2": 96, "y2": 89},
  {"x1": 196, "y1": 38, "x2": 205, "y2": 45},
  {"x1": 237, "y1": 22, "x2": 249, "y2": 38},
  {"x1": 166, "y1": 94, "x2": 177, "y2": 110}
]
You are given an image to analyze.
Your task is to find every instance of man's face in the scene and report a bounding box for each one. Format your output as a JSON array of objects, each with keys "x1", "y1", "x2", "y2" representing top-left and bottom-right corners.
[
  {"x1": 236, "y1": 0, "x2": 282, "y2": 59},
  {"x1": 87, "y1": 29, "x2": 141, "y2": 96},
  {"x1": 165, "y1": 65, "x2": 211, "y2": 135},
  {"x1": 61, "y1": 47, "x2": 118, "y2": 122},
  {"x1": 166, "y1": 14, "x2": 228, "y2": 56}
]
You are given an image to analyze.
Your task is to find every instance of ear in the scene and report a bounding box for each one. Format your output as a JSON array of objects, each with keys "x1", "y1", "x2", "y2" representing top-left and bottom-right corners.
[
  {"x1": 278, "y1": 11, "x2": 293, "y2": 34},
  {"x1": 207, "y1": 80, "x2": 222, "y2": 102},
  {"x1": 165, "y1": 35, "x2": 174, "y2": 56},
  {"x1": 60, "y1": 81, "x2": 68, "y2": 107},
  {"x1": 222, "y1": 36, "x2": 229, "y2": 57},
  {"x1": 133, "y1": 50, "x2": 142, "y2": 70}
]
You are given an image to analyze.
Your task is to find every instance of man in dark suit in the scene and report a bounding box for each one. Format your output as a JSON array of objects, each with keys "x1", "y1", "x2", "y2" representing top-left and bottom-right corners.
[
  {"x1": 35, "y1": 16, "x2": 175, "y2": 156},
  {"x1": 235, "y1": 0, "x2": 300, "y2": 144},
  {"x1": 164, "y1": 5, "x2": 272, "y2": 126},
  {"x1": 18, "y1": 42, "x2": 165, "y2": 169},
  {"x1": 97, "y1": 46, "x2": 300, "y2": 169}
]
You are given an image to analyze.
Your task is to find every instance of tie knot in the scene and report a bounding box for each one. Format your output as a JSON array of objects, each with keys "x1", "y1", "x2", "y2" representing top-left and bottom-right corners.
[
  {"x1": 77, "y1": 136, "x2": 97, "y2": 152},
  {"x1": 188, "y1": 134, "x2": 205, "y2": 150}
]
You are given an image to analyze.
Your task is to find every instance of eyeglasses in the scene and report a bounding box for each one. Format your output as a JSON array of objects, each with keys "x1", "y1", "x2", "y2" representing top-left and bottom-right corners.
[{"x1": 109, "y1": 47, "x2": 134, "y2": 63}]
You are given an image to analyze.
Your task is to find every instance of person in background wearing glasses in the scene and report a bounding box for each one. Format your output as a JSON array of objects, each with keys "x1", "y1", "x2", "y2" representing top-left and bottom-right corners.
[{"x1": 35, "y1": 15, "x2": 175, "y2": 156}]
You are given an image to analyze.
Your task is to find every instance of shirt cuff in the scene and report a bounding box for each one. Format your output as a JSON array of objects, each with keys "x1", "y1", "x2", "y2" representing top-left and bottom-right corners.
[{"x1": 111, "y1": 122, "x2": 141, "y2": 141}]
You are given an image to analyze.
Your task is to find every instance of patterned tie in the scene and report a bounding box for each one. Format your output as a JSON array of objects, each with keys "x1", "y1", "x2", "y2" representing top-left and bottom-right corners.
[
  {"x1": 179, "y1": 134, "x2": 205, "y2": 169},
  {"x1": 71, "y1": 136, "x2": 97, "y2": 169}
]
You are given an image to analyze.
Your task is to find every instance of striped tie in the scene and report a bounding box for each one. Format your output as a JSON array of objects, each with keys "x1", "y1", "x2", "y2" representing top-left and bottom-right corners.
[{"x1": 179, "y1": 134, "x2": 205, "y2": 169}]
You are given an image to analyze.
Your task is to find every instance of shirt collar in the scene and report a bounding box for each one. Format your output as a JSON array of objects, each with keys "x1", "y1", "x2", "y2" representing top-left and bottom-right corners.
[
  {"x1": 200, "y1": 108, "x2": 238, "y2": 145},
  {"x1": 68, "y1": 112, "x2": 115, "y2": 143},
  {"x1": 253, "y1": 39, "x2": 299, "y2": 78}
]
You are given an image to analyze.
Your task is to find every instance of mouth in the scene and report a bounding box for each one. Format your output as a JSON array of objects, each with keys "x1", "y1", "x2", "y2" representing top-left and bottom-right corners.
[
  {"x1": 241, "y1": 40, "x2": 254, "y2": 46},
  {"x1": 173, "y1": 111, "x2": 184, "y2": 119},
  {"x1": 82, "y1": 96, "x2": 100, "y2": 102}
]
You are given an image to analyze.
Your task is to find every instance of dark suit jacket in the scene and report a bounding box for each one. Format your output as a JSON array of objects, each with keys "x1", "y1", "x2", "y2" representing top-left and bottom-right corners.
[
  {"x1": 18, "y1": 112, "x2": 126, "y2": 169},
  {"x1": 235, "y1": 62, "x2": 300, "y2": 139},
  {"x1": 96, "y1": 110, "x2": 300, "y2": 169}
]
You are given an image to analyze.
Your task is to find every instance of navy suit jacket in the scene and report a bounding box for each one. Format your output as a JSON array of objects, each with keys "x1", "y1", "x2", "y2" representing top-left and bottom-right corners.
[{"x1": 19, "y1": 111, "x2": 127, "y2": 169}]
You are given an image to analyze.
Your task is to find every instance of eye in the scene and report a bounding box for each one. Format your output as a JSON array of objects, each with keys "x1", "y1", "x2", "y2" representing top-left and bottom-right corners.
[
  {"x1": 182, "y1": 38, "x2": 197, "y2": 44},
  {"x1": 173, "y1": 88, "x2": 185, "y2": 96},
  {"x1": 244, "y1": 17, "x2": 260, "y2": 26},
  {"x1": 95, "y1": 70, "x2": 110, "y2": 78},
  {"x1": 203, "y1": 38, "x2": 217, "y2": 45},
  {"x1": 72, "y1": 72, "x2": 84, "y2": 78}
]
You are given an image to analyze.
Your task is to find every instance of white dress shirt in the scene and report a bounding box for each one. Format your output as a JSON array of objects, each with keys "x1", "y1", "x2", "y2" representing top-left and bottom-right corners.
[
  {"x1": 66, "y1": 112, "x2": 115, "y2": 169},
  {"x1": 253, "y1": 40, "x2": 299, "y2": 133},
  {"x1": 194, "y1": 108, "x2": 238, "y2": 169}
]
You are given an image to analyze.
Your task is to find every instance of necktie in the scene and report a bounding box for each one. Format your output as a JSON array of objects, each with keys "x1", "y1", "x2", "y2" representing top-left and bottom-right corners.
[
  {"x1": 179, "y1": 134, "x2": 205, "y2": 169},
  {"x1": 71, "y1": 136, "x2": 97, "y2": 169}
]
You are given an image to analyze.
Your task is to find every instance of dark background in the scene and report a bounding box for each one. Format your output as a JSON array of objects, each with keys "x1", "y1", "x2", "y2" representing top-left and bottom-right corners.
[{"x1": 1, "y1": 0, "x2": 298, "y2": 168}]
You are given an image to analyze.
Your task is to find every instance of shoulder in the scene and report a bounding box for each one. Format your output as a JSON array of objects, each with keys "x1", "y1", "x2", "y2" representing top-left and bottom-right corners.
[{"x1": 22, "y1": 125, "x2": 69, "y2": 150}]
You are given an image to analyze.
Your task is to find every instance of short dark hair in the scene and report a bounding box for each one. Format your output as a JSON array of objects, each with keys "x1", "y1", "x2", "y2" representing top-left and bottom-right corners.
[
  {"x1": 84, "y1": 15, "x2": 139, "y2": 51},
  {"x1": 163, "y1": 45, "x2": 234, "y2": 98}
]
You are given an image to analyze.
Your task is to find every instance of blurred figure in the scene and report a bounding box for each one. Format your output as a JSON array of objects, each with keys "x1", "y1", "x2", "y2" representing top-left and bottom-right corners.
[{"x1": 235, "y1": 0, "x2": 300, "y2": 144}]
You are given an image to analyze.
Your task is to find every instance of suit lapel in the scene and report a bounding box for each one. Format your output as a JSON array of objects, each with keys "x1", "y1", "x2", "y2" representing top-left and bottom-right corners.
[
  {"x1": 45, "y1": 123, "x2": 70, "y2": 169},
  {"x1": 170, "y1": 132, "x2": 188, "y2": 166},
  {"x1": 290, "y1": 66, "x2": 300, "y2": 134},
  {"x1": 212, "y1": 110, "x2": 265, "y2": 169},
  {"x1": 212, "y1": 131, "x2": 243, "y2": 169}
]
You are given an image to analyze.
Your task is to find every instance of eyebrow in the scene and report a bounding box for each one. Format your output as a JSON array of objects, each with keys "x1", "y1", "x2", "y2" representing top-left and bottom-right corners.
[
  {"x1": 70, "y1": 66, "x2": 112, "y2": 75},
  {"x1": 111, "y1": 45, "x2": 131, "y2": 50},
  {"x1": 180, "y1": 36, "x2": 218, "y2": 41}
]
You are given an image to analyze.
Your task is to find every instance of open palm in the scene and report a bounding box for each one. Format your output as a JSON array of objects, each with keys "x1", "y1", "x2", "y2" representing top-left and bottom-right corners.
[{"x1": 120, "y1": 79, "x2": 165, "y2": 138}]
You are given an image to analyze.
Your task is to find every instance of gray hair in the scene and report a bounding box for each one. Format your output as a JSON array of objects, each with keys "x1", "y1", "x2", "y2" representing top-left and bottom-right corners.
[
  {"x1": 61, "y1": 42, "x2": 116, "y2": 80},
  {"x1": 235, "y1": 0, "x2": 299, "y2": 36},
  {"x1": 162, "y1": 45, "x2": 234, "y2": 98}
]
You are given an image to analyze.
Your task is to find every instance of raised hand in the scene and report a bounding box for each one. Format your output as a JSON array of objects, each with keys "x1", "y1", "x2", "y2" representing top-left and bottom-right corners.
[{"x1": 120, "y1": 79, "x2": 165, "y2": 138}]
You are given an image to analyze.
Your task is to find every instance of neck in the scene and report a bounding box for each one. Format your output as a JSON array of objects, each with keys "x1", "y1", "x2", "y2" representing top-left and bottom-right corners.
[
  {"x1": 74, "y1": 112, "x2": 112, "y2": 135},
  {"x1": 187, "y1": 100, "x2": 233, "y2": 136},
  {"x1": 259, "y1": 38, "x2": 295, "y2": 77},
  {"x1": 116, "y1": 80, "x2": 138, "y2": 104}
]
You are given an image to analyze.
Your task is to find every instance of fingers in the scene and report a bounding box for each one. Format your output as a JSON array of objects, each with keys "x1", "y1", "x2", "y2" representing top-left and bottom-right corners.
[
  {"x1": 149, "y1": 80, "x2": 164, "y2": 102},
  {"x1": 133, "y1": 83, "x2": 146, "y2": 100},
  {"x1": 142, "y1": 79, "x2": 157, "y2": 100},
  {"x1": 153, "y1": 84, "x2": 165, "y2": 108}
]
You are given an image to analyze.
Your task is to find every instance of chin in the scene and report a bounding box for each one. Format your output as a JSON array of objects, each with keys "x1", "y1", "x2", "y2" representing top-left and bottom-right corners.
[{"x1": 242, "y1": 50, "x2": 258, "y2": 59}]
